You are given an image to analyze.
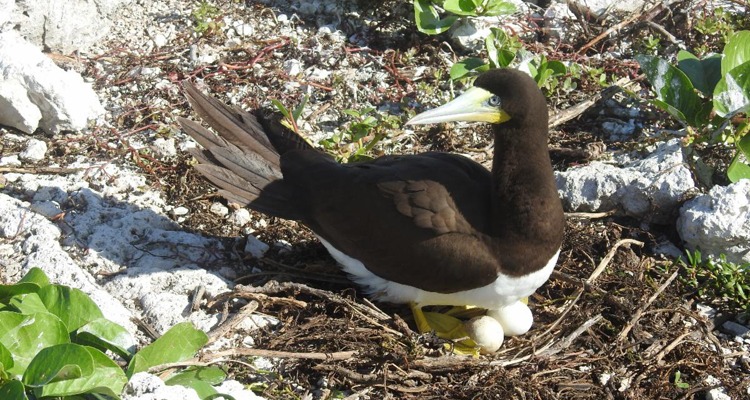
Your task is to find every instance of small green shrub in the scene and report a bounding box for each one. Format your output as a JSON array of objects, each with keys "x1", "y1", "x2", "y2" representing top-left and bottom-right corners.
[
  {"x1": 271, "y1": 95, "x2": 309, "y2": 134},
  {"x1": 636, "y1": 30, "x2": 750, "y2": 182},
  {"x1": 413, "y1": 0, "x2": 516, "y2": 35},
  {"x1": 681, "y1": 250, "x2": 750, "y2": 312},
  {"x1": 192, "y1": 1, "x2": 224, "y2": 37},
  {"x1": 0, "y1": 268, "x2": 232, "y2": 400},
  {"x1": 320, "y1": 107, "x2": 401, "y2": 163}
]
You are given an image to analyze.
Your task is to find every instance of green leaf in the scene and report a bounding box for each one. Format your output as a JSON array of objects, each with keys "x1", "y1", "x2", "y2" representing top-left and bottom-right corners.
[
  {"x1": 22, "y1": 343, "x2": 92, "y2": 387},
  {"x1": 485, "y1": 28, "x2": 517, "y2": 68},
  {"x1": 727, "y1": 147, "x2": 750, "y2": 182},
  {"x1": 292, "y1": 95, "x2": 309, "y2": 122},
  {"x1": 0, "y1": 380, "x2": 27, "y2": 400},
  {"x1": 0, "y1": 312, "x2": 69, "y2": 377},
  {"x1": 721, "y1": 31, "x2": 750, "y2": 77},
  {"x1": 0, "y1": 340, "x2": 13, "y2": 376},
  {"x1": 414, "y1": 0, "x2": 458, "y2": 35},
  {"x1": 38, "y1": 285, "x2": 104, "y2": 333},
  {"x1": 636, "y1": 54, "x2": 706, "y2": 127},
  {"x1": 443, "y1": 0, "x2": 478, "y2": 16},
  {"x1": 483, "y1": 0, "x2": 516, "y2": 16},
  {"x1": 75, "y1": 318, "x2": 136, "y2": 360},
  {"x1": 18, "y1": 268, "x2": 50, "y2": 287},
  {"x1": 165, "y1": 366, "x2": 226, "y2": 386},
  {"x1": 677, "y1": 51, "x2": 722, "y2": 95},
  {"x1": 270, "y1": 99, "x2": 291, "y2": 119},
  {"x1": 126, "y1": 322, "x2": 208, "y2": 377},
  {"x1": 738, "y1": 132, "x2": 750, "y2": 157},
  {"x1": 38, "y1": 346, "x2": 128, "y2": 398},
  {"x1": 713, "y1": 61, "x2": 750, "y2": 117},
  {"x1": 165, "y1": 366, "x2": 227, "y2": 399},
  {"x1": 0, "y1": 283, "x2": 40, "y2": 303},
  {"x1": 545, "y1": 60, "x2": 568, "y2": 75},
  {"x1": 7, "y1": 293, "x2": 47, "y2": 315},
  {"x1": 450, "y1": 57, "x2": 488, "y2": 80}
]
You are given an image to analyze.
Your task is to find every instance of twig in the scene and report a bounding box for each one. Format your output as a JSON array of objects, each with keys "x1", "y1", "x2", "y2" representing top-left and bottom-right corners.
[
  {"x1": 206, "y1": 347, "x2": 356, "y2": 361},
  {"x1": 549, "y1": 77, "x2": 632, "y2": 129},
  {"x1": 564, "y1": 210, "x2": 617, "y2": 219},
  {"x1": 588, "y1": 239, "x2": 644, "y2": 284},
  {"x1": 208, "y1": 290, "x2": 308, "y2": 310},
  {"x1": 207, "y1": 300, "x2": 259, "y2": 345},
  {"x1": 241, "y1": 281, "x2": 393, "y2": 323},
  {"x1": 578, "y1": 3, "x2": 666, "y2": 53},
  {"x1": 314, "y1": 365, "x2": 379, "y2": 383},
  {"x1": 537, "y1": 314, "x2": 604, "y2": 356},
  {"x1": 616, "y1": 270, "x2": 679, "y2": 342},
  {"x1": 653, "y1": 330, "x2": 692, "y2": 364}
]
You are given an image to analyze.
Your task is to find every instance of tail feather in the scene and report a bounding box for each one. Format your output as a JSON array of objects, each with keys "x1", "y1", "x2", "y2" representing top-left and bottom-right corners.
[
  {"x1": 182, "y1": 82, "x2": 279, "y2": 165},
  {"x1": 180, "y1": 81, "x2": 308, "y2": 220},
  {"x1": 210, "y1": 145, "x2": 282, "y2": 184}
]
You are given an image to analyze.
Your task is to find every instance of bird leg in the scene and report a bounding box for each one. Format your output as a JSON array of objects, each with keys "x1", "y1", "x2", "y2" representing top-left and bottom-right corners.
[{"x1": 410, "y1": 302, "x2": 433, "y2": 333}]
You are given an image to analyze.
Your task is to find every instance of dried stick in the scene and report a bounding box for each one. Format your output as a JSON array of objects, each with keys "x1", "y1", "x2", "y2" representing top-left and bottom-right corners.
[
  {"x1": 207, "y1": 300, "x2": 259, "y2": 345},
  {"x1": 207, "y1": 347, "x2": 356, "y2": 361},
  {"x1": 578, "y1": 3, "x2": 666, "y2": 53},
  {"x1": 616, "y1": 270, "x2": 679, "y2": 342},
  {"x1": 588, "y1": 239, "x2": 644, "y2": 284}
]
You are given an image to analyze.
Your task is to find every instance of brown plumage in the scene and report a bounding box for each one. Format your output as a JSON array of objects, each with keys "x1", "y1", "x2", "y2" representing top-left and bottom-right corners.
[{"x1": 179, "y1": 69, "x2": 563, "y2": 305}]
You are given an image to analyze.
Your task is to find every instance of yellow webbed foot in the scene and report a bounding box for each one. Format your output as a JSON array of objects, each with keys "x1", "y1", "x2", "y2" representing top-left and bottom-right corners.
[{"x1": 410, "y1": 303, "x2": 495, "y2": 356}]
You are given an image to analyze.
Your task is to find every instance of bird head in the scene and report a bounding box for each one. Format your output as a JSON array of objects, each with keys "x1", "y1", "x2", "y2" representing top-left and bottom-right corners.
[{"x1": 406, "y1": 68, "x2": 544, "y2": 127}]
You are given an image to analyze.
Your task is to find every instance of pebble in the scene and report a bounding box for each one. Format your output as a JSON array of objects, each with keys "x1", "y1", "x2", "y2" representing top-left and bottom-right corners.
[
  {"x1": 19, "y1": 139, "x2": 47, "y2": 162},
  {"x1": 209, "y1": 202, "x2": 229, "y2": 216},
  {"x1": 721, "y1": 320, "x2": 750, "y2": 338},
  {"x1": 172, "y1": 206, "x2": 189, "y2": 216},
  {"x1": 0, "y1": 155, "x2": 21, "y2": 167},
  {"x1": 244, "y1": 235, "x2": 269, "y2": 258},
  {"x1": 283, "y1": 59, "x2": 302, "y2": 76},
  {"x1": 229, "y1": 208, "x2": 251, "y2": 226},
  {"x1": 151, "y1": 137, "x2": 177, "y2": 158},
  {"x1": 153, "y1": 32, "x2": 168, "y2": 47}
]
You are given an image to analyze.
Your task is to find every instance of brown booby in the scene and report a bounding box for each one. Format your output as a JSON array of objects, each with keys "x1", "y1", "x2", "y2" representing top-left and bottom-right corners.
[{"x1": 178, "y1": 68, "x2": 564, "y2": 350}]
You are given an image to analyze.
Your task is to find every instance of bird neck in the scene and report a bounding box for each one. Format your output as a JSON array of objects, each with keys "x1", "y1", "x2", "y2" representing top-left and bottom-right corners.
[{"x1": 489, "y1": 122, "x2": 563, "y2": 265}]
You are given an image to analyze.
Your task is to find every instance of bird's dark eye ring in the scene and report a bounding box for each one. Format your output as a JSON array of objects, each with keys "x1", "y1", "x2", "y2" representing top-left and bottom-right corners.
[{"x1": 488, "y1": 95, "x2": 501, "y2": 106}]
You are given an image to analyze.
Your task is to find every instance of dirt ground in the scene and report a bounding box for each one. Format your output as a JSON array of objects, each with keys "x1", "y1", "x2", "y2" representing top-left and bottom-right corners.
[{"x1": 9, "y1": 0, "x2": 750, "y2": 398}]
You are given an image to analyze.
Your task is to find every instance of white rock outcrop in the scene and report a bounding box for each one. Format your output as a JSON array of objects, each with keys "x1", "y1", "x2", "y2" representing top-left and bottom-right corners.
[
  {"x1": 0, "y1": 31, "x2": 104, "y2": 134},
  {"x1": 12, "y1": 0, "x2": 131, "y2": 54},
  {"x1": 677, "y1": 179, "x2": 750, "y2": 264},
  {"x1": 556, "y1": 139, "x2": 695, "y2": 223}
]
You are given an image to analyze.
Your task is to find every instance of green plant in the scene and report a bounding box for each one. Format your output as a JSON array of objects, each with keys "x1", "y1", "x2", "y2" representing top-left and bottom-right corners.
[
  {"x1": 320, "y1": 107, "x2": 401, "y2": 163},
  {"x1": 448, "y1": 28, "x2": 579, "y2": 96},
  {"x1": 192, "y1": 1, "x2": 224, "y2": 37},
  {"x1": 0, "y1": 268, "x2": 231, "y2": 399},
  {"x1": 271, "y1": 95, "x2": 309, "y2": 134},
  {"x1": 673, "y1": 370, "x2": 690, "y2": 389},
  {"x1": 681, "y1": 250, "x2": 750, "y2": 312},
  {"x1": 641, "y1": 34, "x2": 661, "y2": 55},
  {"x1": 636, "y1": 30, "x2": 750, "y2": 182},
  {"x1": 695, "y1": 7, "x2": 737, "y2": 44},
  {"x1": 413, "y1": 0, "x2": 516, "y2": 35},
  {"x1": 523, "y1": 55, "x2": 571, "y2": 93},
  {"x1": 450, "y1": 27, "x2": 521, "y2": 80}
]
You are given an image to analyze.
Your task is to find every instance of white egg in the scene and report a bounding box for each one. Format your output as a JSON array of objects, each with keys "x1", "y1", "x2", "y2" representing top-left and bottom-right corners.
[
  {"x1": 464, "y1": 315, "x2": 505, "y2": 354},
  {"x1": 487, "y1": 301, "x2": 533, "y2": 336}
]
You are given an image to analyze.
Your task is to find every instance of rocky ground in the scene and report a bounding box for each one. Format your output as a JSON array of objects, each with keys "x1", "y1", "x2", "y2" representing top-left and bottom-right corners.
[{"x1": 1, "y1": 0, "x2": 750, "y2": 399}]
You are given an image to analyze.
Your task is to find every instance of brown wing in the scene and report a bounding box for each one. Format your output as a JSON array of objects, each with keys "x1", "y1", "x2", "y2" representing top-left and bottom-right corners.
[{"x1": 280, "y1": 151, "x2": 501, "y2": 293}]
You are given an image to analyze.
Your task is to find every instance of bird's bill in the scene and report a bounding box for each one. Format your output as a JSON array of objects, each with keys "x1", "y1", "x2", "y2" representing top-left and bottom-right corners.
[{"x1": 406, "y1": 87, "x2": 511, "y2": 125}]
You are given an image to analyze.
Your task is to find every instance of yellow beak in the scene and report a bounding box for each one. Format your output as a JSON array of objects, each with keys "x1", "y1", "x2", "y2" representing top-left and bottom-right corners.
[{"x1": 406, "y1": 87, "x2": 510, "y2": 125}]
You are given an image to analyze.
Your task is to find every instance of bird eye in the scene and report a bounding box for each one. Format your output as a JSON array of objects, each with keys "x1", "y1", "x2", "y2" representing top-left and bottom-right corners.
[{"x1": 488, "y1": 95, "x2": 501, "y2": 106}]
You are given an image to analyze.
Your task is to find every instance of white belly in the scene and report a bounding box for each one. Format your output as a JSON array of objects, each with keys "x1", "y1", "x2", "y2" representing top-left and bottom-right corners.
[{"x1": 317, "y1": 235, "x2": 560, "y2": 309}]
